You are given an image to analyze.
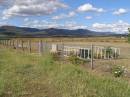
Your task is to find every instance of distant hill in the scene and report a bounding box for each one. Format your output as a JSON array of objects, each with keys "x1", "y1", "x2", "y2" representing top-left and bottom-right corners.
[{"x1": 0, "y1": 25, "x2": 127, "y2": 38}]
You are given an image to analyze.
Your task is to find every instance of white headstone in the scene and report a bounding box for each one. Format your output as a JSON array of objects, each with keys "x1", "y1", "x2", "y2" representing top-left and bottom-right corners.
[{"x1": 51, "y1": 44, "x2": 58, "y2": 53}]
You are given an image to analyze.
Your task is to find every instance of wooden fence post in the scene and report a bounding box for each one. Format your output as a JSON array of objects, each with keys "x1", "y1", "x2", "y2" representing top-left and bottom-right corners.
[
  {"x1": 39, "y1": 40, "x2": 43, "y2": 55},
  {"x1": 5, "y1": 40, "x2": 6, "y2": 46},
  {"x1": 2, "y1": 40, "x2": 3, "y2": 45},
  {"x1": 6, "y1": 40, "x2": 8, "y2": 46},
  {"x1": 1, "y1": 40, "x2": 3, "y2": 45},
  {"x1": 16, "y1": 40, "x2": 19, "y2": 50},
  {"x1": 21, "y1": 40, "x2": 24, "y2": 51},
  {"x1": 3, "y1": 40, "x2": 4, "y2": 46},
  {"x1": 61, "y1": 43, "x2": 64, "y2": 58},
  {"x1": 7, "y1": 40, "x2": 9, "y2": 46},
  {"x1": 28, "y1": 40, "x2": 31, "y2": 53},
  {"x1": 88, "y1": 49, "x2": 91, "y2": 59},
  {"x1": 4, "y1": 40, "x2": 6, "y2": 46},
  {"x1": 12, "y1": 40, "x2": 15, "y2": 48},
  {"x1": 104, "y1": 49, "x2": 106, "y2": 59},
  {"x1": 9, "y1": 40, "x2": 11, "y2": 46},
  {"x1": 91, "y1": 44, "x2": 94, "y2": 70},
  {"x1": 3, "y1": 40, "x2": 5, "y2": 46}
]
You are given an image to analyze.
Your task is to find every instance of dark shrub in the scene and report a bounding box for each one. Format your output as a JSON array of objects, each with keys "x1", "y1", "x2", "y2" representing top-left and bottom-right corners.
[
  {"x1": 68, "y1": 54, "x2": 88, "y2": 65},
  {"x1": 112, "y1": 65, "x2": 124, "y2": 77}
]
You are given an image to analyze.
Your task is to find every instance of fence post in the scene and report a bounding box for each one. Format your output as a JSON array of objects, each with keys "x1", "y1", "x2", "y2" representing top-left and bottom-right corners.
[
  {"x1": 91, "y1": 44, "x2": 94, "y2": 70},
  {"x1": 88, "y1": 49, "x2": 90, "y2": 59},
  {"x1": 12, "y1": 40, "x2": 15, "y2": 48},
  {"x1": 3, "y1": 40, "x2": 5, "y2": 46},
  {"x1": 3, "y1": 40, "x2": 5, "y2": 45},
  {"x1": 118, "y1": 48, "x2": 120, "y2": 56},
  {"x1": 9, "y1": 40, "x2": 11, "y2": 46},
  {"x1": 7, "y1": 40, "x2": 9, "y2": 46},
  {"x1": 61, "y1": 43, "x2": 64, "y2": 58},
  {"x1": 104, "y1": 48, "x2": 106, "y2": 59},
  {"x1": 5, "y1": 40, "x2": 6, "y2": 46},
  {"x1": 16, "y1": 40, "x2": 19, "y2": 50},
  {"x1": 28, "y1": 40, "x2": 32, "y2": 53},
  {"x1": 4, "y1": 40, "x2": 6, "y2": 46},
  {"x1": 21, "y1": 40, "x2": 24, "y2": 51},
  {"x1": 39, "y1": 40, "x2": 43, "y2": 55}
]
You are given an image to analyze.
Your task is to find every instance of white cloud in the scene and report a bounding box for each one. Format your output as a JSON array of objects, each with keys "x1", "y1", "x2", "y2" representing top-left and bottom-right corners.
[
  {"x1": 23, "y1": 19, "x2": 130, "y2": 33},
  {"x1": 85, "y1": 16, "x2": 92, "y2": 20},
  {"x1": 113, "y1": 8, "x2": 127, "y2": 15},
  {"x1": 23, "y1": 19, "x2": 87, "y2": 30},
  {"x1": 68, "y1": 11, "x2": 76, "y2": 17},
  {"x1": 91, "y1": 20, "x2": 130, "y2": 33},
  {"x1": 52, "y1": 11, "x2": 76, "y2": 20},
  {"x1": 24, "y1": 18, "x2": 29, "y2": 22},
  {"x1": 0, "y1": 20, "x2": 8, "y2": 26},
  {"x1": 64, "y1": 21, "x2": 87, "y2": 29},
  {"x1": 52, "y1": 14, "x2": 65, "y2": 20},
  {"x1": 77, "y1": 3, "x2": 105, "y2": 13},
  {"x1": 2, "y1": 0, "x2": 68, "y2": 19}
]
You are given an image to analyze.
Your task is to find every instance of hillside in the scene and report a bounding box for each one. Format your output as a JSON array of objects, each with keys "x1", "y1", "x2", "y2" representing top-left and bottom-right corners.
[{"x1": 0, "y1": 25, "x2": 125, "y2": 38}]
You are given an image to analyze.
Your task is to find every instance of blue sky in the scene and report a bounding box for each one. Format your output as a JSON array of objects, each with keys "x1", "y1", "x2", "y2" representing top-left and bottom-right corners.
[{"x1": 0, "y1": 0, "x2": 130, "y2": 33}]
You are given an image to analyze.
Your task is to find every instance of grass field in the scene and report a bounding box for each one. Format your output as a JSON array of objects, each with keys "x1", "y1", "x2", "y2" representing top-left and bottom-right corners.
[
  {"x1": 0, "y1": 47, "x2": 130, "y2": 97},
  {"x1": 16, "y1": 37, "x2": 127, "y2": 43}
]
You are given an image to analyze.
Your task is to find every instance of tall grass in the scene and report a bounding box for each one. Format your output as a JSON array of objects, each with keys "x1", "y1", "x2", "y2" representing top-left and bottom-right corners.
[
  {"x1": 0, "y1": 48, "x2": 130, "y2": 97},
  {"x1": 128, "y1": 35, "x2": 130, "y2": 43}
]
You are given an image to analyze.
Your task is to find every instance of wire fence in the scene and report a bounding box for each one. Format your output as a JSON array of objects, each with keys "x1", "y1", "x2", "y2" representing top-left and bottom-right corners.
[{"x1": 0, "y1": 39, "x2": 124, "y2": 69}]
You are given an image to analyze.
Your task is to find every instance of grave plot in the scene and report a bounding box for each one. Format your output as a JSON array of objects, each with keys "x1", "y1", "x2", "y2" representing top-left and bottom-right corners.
[{"x1": 50, "y1": 44, "x2": 121, "y2": 60}]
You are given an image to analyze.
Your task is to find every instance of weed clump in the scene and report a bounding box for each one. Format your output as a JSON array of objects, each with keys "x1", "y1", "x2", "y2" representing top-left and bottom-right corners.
[
  {"x1": 112, "y1": 65, "x2": 124, "y2": 77},
  {"x1": 68, "y1": 54, "x2": 89, "y2": 65},
  {"x1": 51, "y1": 52, "x2": 61, "y2": 61}
]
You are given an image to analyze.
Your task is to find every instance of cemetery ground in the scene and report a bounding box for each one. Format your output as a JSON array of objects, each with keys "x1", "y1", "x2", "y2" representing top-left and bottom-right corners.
[{"x1": 1, "y1": 37, "x2": 130, "y2": 97}]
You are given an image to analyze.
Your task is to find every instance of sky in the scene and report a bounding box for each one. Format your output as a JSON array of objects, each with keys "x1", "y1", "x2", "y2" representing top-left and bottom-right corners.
[{"x1": 0, "y1": 0, "x2": 130, "y2": 33}]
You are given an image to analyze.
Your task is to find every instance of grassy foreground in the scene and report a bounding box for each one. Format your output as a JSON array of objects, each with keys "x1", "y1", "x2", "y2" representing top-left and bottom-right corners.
[{"x1": 0, "y1": 48, "x2": 130, "y2": 97}]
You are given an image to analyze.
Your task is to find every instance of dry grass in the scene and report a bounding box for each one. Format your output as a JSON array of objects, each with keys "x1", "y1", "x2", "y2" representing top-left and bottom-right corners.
[
  {"x1": 14, "y1": 36, "x2": 127, "y2": 42},
  {"x1": 0, "y1": 47, "x2": 130, "y2": 97}
]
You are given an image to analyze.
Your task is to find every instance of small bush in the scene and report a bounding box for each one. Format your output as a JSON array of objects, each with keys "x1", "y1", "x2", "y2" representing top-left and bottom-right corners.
[
  {"x1": 106, "y1": 47, "x2": 113, "y2": 58},
  {"x1": 51, "y1": 52, "x2": 61, "y2": 61},
  {"x1": 112, "y1": 65, "x2": 124, "y2": 77},
  {"x1": 68, "y1": 54, "x2": 88, "y2": 65}
]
